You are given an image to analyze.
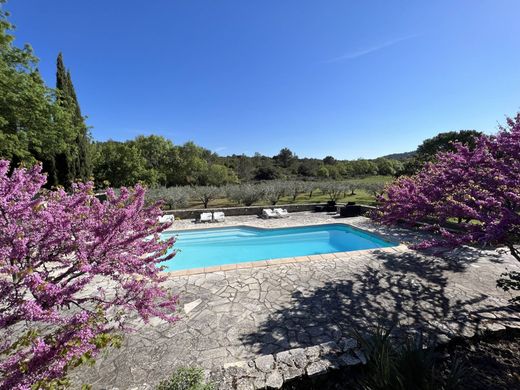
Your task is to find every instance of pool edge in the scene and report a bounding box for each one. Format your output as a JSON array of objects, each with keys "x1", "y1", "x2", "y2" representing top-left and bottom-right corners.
[{"x1": 163, "y1": 242, "x2": 409, "y2": 278}]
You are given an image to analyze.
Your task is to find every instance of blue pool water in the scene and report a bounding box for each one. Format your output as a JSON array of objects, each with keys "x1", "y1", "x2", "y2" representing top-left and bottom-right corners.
[{"x1": 160, "y1": 224, "x2": 396, "y2": 271}]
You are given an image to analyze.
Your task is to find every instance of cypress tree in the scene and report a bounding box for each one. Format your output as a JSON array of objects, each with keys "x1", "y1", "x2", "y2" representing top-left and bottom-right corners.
[
  {"x1": 55, "y1": 53, "x2": 92, "y2": 183},
  {"x1": 55, "y1": 52, "x2": 75, "y2": 185}
]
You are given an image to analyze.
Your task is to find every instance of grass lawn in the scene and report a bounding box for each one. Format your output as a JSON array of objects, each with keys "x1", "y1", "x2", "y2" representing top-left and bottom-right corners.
[{"x1": 184, "y1": 175, "x2": 393, "y2": 209}]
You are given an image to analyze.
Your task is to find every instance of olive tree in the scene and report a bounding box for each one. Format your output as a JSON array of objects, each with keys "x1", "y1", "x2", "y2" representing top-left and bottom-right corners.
[
  {"x1": 190, "y1": 185, "x2": 222, "y2": 208},
  {"x1": 226, "y1": 184, "x2": 263, "y2": 206},
  {"x1": 286, "y1": 181, "x2": 306, "y2": 201},
  {"x1": 361, "y1": 181, "x2": 387, "y2": 197},
  {"x1": 320, "y1": 181, "x2": 344, "y2": 202},
  {"x1": 146, "y1": 186, "x2": 190, "y2": 209},
  {"x1": 261, "y1": 181, "x2": 287, "y2": 205}
]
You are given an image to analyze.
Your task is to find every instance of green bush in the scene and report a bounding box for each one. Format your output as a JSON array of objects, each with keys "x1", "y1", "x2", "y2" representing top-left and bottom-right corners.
[{"x1": 156, "y1": 367, "x2": 214, "y2": 390}]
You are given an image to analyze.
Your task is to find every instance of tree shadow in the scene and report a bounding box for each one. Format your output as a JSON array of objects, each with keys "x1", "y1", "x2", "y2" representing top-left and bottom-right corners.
[{"x1": 240, "y1": 249, "x2": 519, "y2": 357}]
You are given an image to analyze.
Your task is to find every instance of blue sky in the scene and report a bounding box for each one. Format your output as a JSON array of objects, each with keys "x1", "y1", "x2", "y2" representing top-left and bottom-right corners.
[{"x1": 6, "y1": 0, "x2": 520, "y2": 159}]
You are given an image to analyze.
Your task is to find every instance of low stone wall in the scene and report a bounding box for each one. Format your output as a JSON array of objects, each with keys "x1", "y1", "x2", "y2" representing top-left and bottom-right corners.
[
  {"x1": 167, "y1": 203, "x2": 377, "y2": 220},
  {"x1": 168, "y1": 203, "x2": 327, "y2": 220},
  {"x1": 208, "y1": 338, "x2": 366, "y2": 390}
]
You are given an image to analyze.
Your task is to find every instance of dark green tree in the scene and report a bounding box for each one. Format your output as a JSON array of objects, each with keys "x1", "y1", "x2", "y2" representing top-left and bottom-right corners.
[
  {"x1": 274, "y1": 147, "x2": 296, "y2": 168},
  {"x1": 323, "y1": 155, "x2": 336, "y2": 165},
  {"x1": 416, "y1": 130, "x2": 482, "y2": 163},
  {"x1": 0, "y1": 4, "x2": 78, "y2": 187},
  {"x1": 55, "y1": 52, "x2": 92, "y2": 183}
]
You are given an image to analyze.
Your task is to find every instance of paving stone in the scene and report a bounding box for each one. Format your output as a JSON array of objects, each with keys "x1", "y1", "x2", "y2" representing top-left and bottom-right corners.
[
  {"x1": 306, "y1": 360, "x2": 330, "y2": 377},
  {"x1": 305, "y1": 345, "x2": 321, "y2": 361},
  {"x1": 235, "y1": 379, "x2": 255, "y2": 390},
  {"x1": 254, "y1": 354, "x2": 275, "y2": 373},
  {"x1": 338, "y1": 337, "x2": 358, "y2": 351},
  {"x1": 281, "y1": 365, "x2": 303, "y2": 381},
  {"x1": 274, "y1": 350, "x2": 294, "y2": 366},
  {"x1": 265, "y1": 370, "x2": 284, "y2": 389},
  {"x1": 338, "y1": 353, "x2": 361, "y2": 366},
  {"x1": 289, "y1": 348, "x2": 307, "y2": 368},
  {"x1": 320, "y1": 341, "x2": 340, "y2": 355},
  {"x1": 223, "y1": 361, "x2": 249, "y2": 370},
  {"x1": 184, "y1": 298, "x2": 202, "y2": 314}
]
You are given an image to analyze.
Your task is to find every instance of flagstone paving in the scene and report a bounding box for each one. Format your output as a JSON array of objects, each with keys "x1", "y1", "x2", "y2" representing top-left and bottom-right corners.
[{"x1": 71, "y1": 213, "x2": 520, "y2": 389}]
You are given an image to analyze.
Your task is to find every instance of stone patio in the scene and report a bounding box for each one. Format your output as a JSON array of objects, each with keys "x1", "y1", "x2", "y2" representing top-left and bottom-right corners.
[{"x1": 71, "y1": 212, "x2": 520, "y2": 389}]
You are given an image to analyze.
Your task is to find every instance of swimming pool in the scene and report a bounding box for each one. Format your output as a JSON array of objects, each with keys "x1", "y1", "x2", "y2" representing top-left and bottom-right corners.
[{"x1": 160, "y1": 224, "x2": 396, "y2": 271}]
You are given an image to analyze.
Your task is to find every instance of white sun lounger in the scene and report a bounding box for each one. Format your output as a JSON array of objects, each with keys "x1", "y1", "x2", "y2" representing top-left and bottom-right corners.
[
  {"x1": 200, "y1": 212, "x2": 212, "y2": 222},
  {"x1": 274, "y1": 208, "x2": 289, "y2": 218},
  {"x1": 213, "y1": 211, "x2": 225, "y2": 222},
  {"x1": 158, "y1": 215, "x2": 174, "y2": 224},
  {"x1": 262, "y1": 209, "x2": 277, "y2": 219}
]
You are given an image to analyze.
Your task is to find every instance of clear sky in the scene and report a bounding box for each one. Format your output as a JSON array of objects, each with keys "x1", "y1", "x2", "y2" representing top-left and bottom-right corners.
[{"x1": 6, "y1": 0, "x2": 520, "y2": 159}]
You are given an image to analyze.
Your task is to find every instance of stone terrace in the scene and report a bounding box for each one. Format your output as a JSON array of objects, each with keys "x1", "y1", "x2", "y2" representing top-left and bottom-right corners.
[{"x1": 71, "y1": 212, "x2": 520, "y2": 389}]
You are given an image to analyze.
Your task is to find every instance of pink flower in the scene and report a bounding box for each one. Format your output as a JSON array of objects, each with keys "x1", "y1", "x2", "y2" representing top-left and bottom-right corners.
[{"x1": 0, "y1": 161, "x2": 178, "y2": 388}]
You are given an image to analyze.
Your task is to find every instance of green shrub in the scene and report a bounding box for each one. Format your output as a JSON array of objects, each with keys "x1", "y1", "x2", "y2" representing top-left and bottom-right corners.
[
  {"x1": 355, "y1": 327, "x2": 467, "y2": 390},
  {"x1": 156, "y1": 367, "x2": 214, "y2": 390}
]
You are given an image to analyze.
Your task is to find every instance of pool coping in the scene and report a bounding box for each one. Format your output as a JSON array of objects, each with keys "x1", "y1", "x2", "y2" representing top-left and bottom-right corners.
[{"x1": 162, "y1": 221, "x2": 409, "y2": 277}]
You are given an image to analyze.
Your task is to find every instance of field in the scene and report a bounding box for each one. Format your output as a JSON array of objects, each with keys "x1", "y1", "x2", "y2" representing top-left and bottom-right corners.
[{"x1": 184, "y1": 176, "x2": 393, "y2": 209}]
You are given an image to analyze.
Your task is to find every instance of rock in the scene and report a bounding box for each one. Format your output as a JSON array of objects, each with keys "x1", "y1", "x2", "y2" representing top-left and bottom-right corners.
[
  {"x1": 255, "y1": 354, "x2": 275, "y2": 373},
  {"x1": 320, "y1": 341, "x2": 340, "y2": 355},
  {"x1": 275, "y1": 350, "x2": 294, "y2": 366},
  {"x1": 265, "y1": 371, "x2": 284, "y2": 389},
  {"x1": 253, "y1": 377, "x2": 267, "y2": 389},
  {"x1": 305, "y1": 345, "x2": 321, "y2": 361},
  {"x1": 306, "y1": 360, "x2": 329, "y2": 377},
  {"x1": 338, "y1": 353, "x2": 361, "y2": 366},
  {"x1": 282, "y1": 366, "x2": 303, "y2": 381},
  {"x1": 353, "y1": 348, "x2": 367, "y2": 364},
  {"x1": 235, "y1": 379, "x2": 255, "y2": 390},
  {"x1": 338, "y1": 337, "x2": 358, "y2": 352},
  {"x1": 290, "y1": 348, "x2": 307, "y2": 368},
  {"x1": 223, "y1": 361, "x2": 249, "y2": 370}
]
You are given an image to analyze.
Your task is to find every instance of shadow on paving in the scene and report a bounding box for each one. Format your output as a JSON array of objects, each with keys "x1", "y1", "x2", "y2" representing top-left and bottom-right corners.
[{"x1": 240, "y1": 248, "x2": 519, "y2": 358}]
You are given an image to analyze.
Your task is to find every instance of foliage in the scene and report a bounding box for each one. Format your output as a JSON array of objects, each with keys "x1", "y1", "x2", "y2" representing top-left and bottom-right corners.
[
  {"x1": 416, "y1": 130, "x2": 482, "y2": 163},
  {"x1": 361, "y1": 181, "x2": 387, "y2": 197},
  {"x1": 303, "y1": 181, "x2": 320, "y2": 198},
  {"x1": 130, "y1": 135, "x2": 178, "y2": 186},
  {"x1": 55, "y1": 52, "x2": 92, "y2": 183},
  {"x1": 377, "y1": 114, "x2": 520, "y2": 303},
  {"x1": 200, "y1": 164, "x2": 238, "y2": 187},
  {"x1": 0, "y1": 4, "x2": 82, "y2": 188},
  {"x1": 355, "y1": 326, "x2": 467, "y2": 390},
  {"x1": 146, "y1": 186, "x2": 190, "y2": 209},
  {"x1": 320, "y1": 181, "x2": 344, "y2": 202},
  {"x1": 260, "y1": 181, "x2": 286, "y2": 205},
  {"x1": 92, "y1": 141, "x2": 157, "y2": 187},
  {"x1": 226, "y1": 183, "x2": 263, "y2": 206},
  {"x1": 156, "y1": 367, "x2": 214, "y2": 390},
  {"x1": 323, "y1": 156, "x2": 336, "y2": 165},
  {"x1": 254, "y1": 165, "x2": 280, "y2": 181},
  {"x1": 0, "y1": 160, "x2": 178, "y2": 389},
  {"x1": 273, "y1": 147, "x2": 296, "y2": 168},
  {"x1": 403, "y1": 130, "x2": 483, "y2": 175},
  {"x1": 285, "y1": 180, "x2": 306, "y2": 201},
  {"x1": 190, "y1": 185, "x2": 222, "y2": 208}
]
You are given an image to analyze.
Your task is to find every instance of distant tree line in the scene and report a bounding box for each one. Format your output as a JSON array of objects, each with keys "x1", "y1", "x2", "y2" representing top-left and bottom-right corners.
[
  {"x1": 91, "y1": 138, "x2": 406, "y2": 188},
  {"x1": 91, "y1": 129, "x2": 482, "y2": 188}
]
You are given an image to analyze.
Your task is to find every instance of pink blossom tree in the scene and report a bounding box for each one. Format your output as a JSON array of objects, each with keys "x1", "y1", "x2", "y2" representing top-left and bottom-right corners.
[
  {"x1": 377, "y1": 114, "x2": 520, "y2": 302},
  {"x1": 0, "y1": 160, "x2": 178, "y2": 389}
]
